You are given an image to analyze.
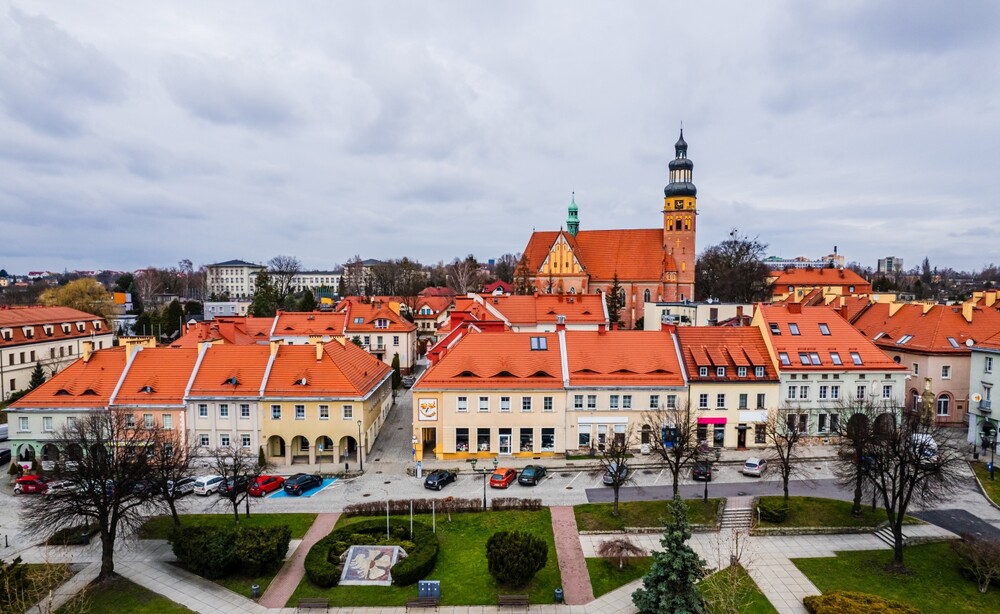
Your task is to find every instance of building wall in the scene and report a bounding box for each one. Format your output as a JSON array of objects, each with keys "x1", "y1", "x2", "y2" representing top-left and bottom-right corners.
[
  {"x1": 777, "y1": 370, "x2": 909, "y2": 436},
  {"x1": 966, "y1": 348, "x2": 1000, "y2": 449},
  {"x1": 687, "y1": 381, "x2": 778, "y2": 448},
  {"x1": 0, "y1": 332, "x2": 115, "y2": 401}
]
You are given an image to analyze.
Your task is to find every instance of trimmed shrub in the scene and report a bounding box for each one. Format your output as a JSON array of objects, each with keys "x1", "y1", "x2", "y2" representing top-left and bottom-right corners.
[
  {"x1": 758, "y1": 499, "x2": 789, "y2": 523},
  {"x1": 235, "y1": 525, "x2": 292, "y2": 575},
  {"x1": 491, "y1": 498, "x2": 542, "y2": 511},
  {"x1": 803, "y1": 591, "x2": 921, "y2": 614},
  {"x1": 47, "y1": 524, "x2": 99, "y2": 546},
  {"x1": 171, "y1": 526, "x2": 236, "y2": 579},
  {"x1": 486, "y1": 530, "x2": 547, "y2": 587},
  {"x1": 342, "y1": 497, "x2": 480, "y2": 517}
]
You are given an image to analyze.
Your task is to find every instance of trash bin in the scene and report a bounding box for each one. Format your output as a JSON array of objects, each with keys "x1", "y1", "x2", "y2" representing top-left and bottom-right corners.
[
  {"x1": 251, "y1": 584, "x2": 260, "y2": 599},
  {"x1": 555, "y1": 588, "x2": 564, "y2": 603}
]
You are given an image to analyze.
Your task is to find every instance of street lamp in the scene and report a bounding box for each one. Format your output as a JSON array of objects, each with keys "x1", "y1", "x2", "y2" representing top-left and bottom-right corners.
[
  {"x1": 357, "y1": 420, "x2": 364, "y2": 473},
  {"x1": 470, "y1": 457, "x2": 498, "y2": 510}
]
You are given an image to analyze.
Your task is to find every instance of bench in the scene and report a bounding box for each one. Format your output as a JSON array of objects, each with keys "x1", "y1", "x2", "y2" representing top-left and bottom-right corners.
[
  {"x1": 297, "y1": 597, "x2": 329, "y2": 609},
  {"x1": 498, "y1": 594, "x2": 530, "y2": 609},
  {"x1": 405, "y1": 597, "x2": 439, "y2": 610}
]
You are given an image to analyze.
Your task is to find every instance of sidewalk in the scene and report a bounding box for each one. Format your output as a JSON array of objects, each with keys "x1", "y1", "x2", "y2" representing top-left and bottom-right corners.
[
  {"x1": 259, "y1": 512, "x2": 340, "y2": 608},
  {"x1": 550, "y1": 506, "x2": 595, "y2": 605}
]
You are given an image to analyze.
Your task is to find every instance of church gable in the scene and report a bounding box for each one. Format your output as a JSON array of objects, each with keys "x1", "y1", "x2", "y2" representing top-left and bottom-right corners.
[{"x1": 539, "y1": 233, "x2": 585, "y2": 276}]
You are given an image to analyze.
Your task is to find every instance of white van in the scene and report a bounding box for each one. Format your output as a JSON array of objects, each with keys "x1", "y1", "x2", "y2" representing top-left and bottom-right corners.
[
  {"x1": 911, "y1": 434, "x2": 940, "y2": 467},
  {"x1": 193, "y1": 475, "x2": 224, "y2": 495}
]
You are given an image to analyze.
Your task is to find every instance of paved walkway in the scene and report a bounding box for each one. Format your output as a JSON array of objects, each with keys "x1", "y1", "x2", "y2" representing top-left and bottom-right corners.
[
  {"x1": 550, "y1": 506, "x2": 595, "y2": 605},
  {"x1": 259, "y1": 512, "x2": 340, "y2": 608}
]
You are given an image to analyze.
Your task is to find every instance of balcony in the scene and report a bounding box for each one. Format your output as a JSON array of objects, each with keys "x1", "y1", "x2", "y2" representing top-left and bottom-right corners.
[{"x1": 979, "y1": 400, "x2": 992, "y2": 412}]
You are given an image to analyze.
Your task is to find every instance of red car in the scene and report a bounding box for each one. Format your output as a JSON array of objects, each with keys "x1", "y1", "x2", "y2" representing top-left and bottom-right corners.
[
  {"x1": 14, "y1": 475, "x2": 49, "y2": 495},
  {"x1": 248, "y1": 475, "x2": 285, "y2": 497},
  {"x1": 489, "y1": 468, "x2": 517, "y2": 489}
]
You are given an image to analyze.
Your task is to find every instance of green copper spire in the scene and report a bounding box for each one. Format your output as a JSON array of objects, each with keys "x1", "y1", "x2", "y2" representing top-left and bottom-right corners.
[{"x1": 567, "y1": 192, "x2": 579, "y2": 237}]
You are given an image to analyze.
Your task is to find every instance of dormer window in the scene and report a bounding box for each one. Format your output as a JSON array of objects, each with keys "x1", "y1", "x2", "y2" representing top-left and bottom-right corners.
[
  {"x1": 769, "y1": 323, "x2": 781, "y2": 335},
  {"x1": 2, "y1": 329, "x2": 12, "y2": 341},
  {"x1": 93, "y1": 321, "x2": 102, "y2": 331},
  {"x1": 375, "y1": 319, "x2": 389, "y2": 329},
  {"x1": 61, "y1": 324, "x2": 71, "y2": 333},
  {"x1": 788, "y1": 323, "x2": 800, "y2": 336},
  {"x1": 754, "y1": 366, "x2": 765, "y2": 377},
  {"x1": 44, "y1": 325, "x2": 54, "y2": 336},
  {"x1": 76, "y1": 322, "x2": 85, "y2": 332},
  {"x1": 716, "y1": 367, "x2": 726, "y2": 377},
  {"x1": 737, "y1": 366, "x2": 747, "y2": 377},
  {"x1": 140, "y1": 385, "x2": 155, "y2": 393},
  {"x1": 223, "y1": 376, "x2": 240, "y2": 386},
  {"x1": 22, "y1": 326, "x2": 34, "y2": 339},
  {"x1": 698, "y1": 366, "x2": 709, "y2": 377},
  {"x1": 778, "y1": 352, "x2": 790, "y2": 366}
]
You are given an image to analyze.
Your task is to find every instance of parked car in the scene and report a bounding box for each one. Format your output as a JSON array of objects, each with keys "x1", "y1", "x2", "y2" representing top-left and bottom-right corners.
[
  {"x1": 248, "y1": 475, "x2": 285, "y2": 497},
  {"x1": 489, "y1": 467, "x2": 517, "y2": 489},
  {"x1": 423, "y1": 470, "x2": 456, "y2": 491},
  {"x1": 283, "y1": 473, "x2": 323, "y2": 496},
  {"x1": 602, "y1": 462, "x2": 629, "y2": 485},
  {"x1": 518, "y1": 465, "x2": 547, "y2": 486},
  {"x1": 0, "y1": 448, "x2": 11, "y2": 466},
  {"x1": 14, "y1": 475, "x2": 49, "y2": 495},
  {"x1": 167, "y1": 477, "x2": 196, "y2": 497},
  {"x1": 193, "y1": 475, "x2": 225, "y2": 495},
  {"x1": 401, "y1": 375, "x2": 416, "y2": 388},
  {"x1": 132, "y1": 479, "x2": 162, "y2": 495},
  {"x1": 44, "y1": 480, "x2": 79, "y2": 498},
  {"x1": 692, "y1": 460, "x2": 713, "y2": 482},
  {"x1": 742, "y1": 457, "x2": 767, "y2": 477},
  {"x1": 219, "y1": 475, "x2": 251, "y2": 497}
]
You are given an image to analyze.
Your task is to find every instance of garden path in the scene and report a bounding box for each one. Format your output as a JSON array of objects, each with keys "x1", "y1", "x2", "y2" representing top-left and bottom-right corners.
[
  {"x1": 258, "y1": 512, "x2": 340, "y2": 608},
  {"x1": 550, "y1": 505, "x2": 595, "y2": 605}
]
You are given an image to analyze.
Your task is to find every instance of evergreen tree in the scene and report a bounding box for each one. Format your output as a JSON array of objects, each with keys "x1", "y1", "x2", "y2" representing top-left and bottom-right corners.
[
  {"x1": 632, "y1": 496, "x2": 706, "y2": 614},
  {"x1": 163, "y1": 300, "x2": 184, "y2": 338},
  {"x1": 28, "y1": 363, "x2": 45, "y2": 389},
  {"x1": 513, "y1": 259, "x2": 534, "y2": 295},
  {"x1": 391, "y1": 353, "x2": 402, "y2": 389},
  {"x1": 606, "y1": 274, "x2": 624, "y2": 327},
  {"x1": 299, "y1": 289, "x2": 317, "y2": 312},
  {"x1": 249, "y1": 271, "x2": 280, "y2": 317}
]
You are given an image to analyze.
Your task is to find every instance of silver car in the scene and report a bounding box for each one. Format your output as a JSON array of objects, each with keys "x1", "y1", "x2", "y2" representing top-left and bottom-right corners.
[{"x1": 742, "y1": 457, "x2": 767, "y2": 477}]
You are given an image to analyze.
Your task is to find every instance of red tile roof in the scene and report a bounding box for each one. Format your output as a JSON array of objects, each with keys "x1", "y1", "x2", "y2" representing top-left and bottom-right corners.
[
  {"x1": 0, "y1": 305, "x2": 109, "y2": 347},
  {"x1": 416, "y1": 331, "x2": 565, "y2": 390},
  {"x1": 769, "y1": 267, "x2": 871, "y2": 291},
  {"x1": 564, "y1": 330, "x2": 685, "y2": 387},
  {"x1": 187, "y1": 345, "x2": 273, "y2": 397},
  {"x1": 11, "y1": 348, "x2": 127, "y2": 408},
  {"x1": 676, "y1": 327, "x2": 779, "y2": 382},
  {"x1": 263, "y1": 341, "x2": 391, "y2": 397},
  {"x1": 463, "y1": 294, "x2": 607, "y2": 326},
  {"x1": 522, "y1": 229, "x2": 674, "y2": 281},
  {"x1": 852, "y1": 303, "x2": 1000, "y2": 355},
  {"x1": 338, "y1": 299, "x2": 417, "y2": 333},
  {"x1": 113, "y1": 347, "x2": 199, "y2": 405}
]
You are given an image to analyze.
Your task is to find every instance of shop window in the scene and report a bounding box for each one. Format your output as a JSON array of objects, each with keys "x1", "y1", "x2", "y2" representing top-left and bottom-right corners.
[
  {"x1": 541, "y1": 428, "x2": 555, "y2": 451},
  {"x1": 520, "y1": 428, "x2": 533, "y2": 451},
  {"x1": 456, "y1": 428, "x2": 469, "y2": 452},
  {"x1": 477, "y1": 428, "x2": 491, "y2": 452}
]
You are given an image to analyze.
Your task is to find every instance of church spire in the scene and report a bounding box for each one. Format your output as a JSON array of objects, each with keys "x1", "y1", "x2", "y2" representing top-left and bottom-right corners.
[
  {"x1": 567, "y1": 192, "x2": 580, "y2": 237},
  {"x1": 664, "y1": 128, "x2": 696, "y2": 197}
]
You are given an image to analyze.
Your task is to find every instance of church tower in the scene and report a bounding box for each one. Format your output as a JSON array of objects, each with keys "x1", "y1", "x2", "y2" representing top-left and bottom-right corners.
[
  {"x1": 662, "y1": 128, "x2": 697, "y2": 301},
  {"x1": 566, "y1": 192, "x2": 580, "y2": 237}
]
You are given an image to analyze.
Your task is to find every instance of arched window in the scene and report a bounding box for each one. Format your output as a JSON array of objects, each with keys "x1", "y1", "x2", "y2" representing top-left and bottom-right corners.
[
  {"x1": 936, "y1": 394, "x2": 951, "y2": 416},
  {"x1": 643, "y1": 289, "x2": 651, "y2": 303},
  {"x1": 618, "y1": 288, "x2": 626, "y2": 305},
  {"x1": 910, "y1": 389, "x2": 919, "y2": 411}
]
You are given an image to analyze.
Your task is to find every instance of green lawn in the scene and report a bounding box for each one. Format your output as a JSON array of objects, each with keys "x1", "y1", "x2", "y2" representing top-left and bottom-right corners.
[
  {"x1": 700, "y1": 564, "x2": 778, "y2": 614},
  {"x1": 6, "y1": 564, "x2": 72, "y2": 614},
  {"x1": 756, "y1": 496, "x2": 917, "y2": 528},
  {"x1": 794, "y1": 542, "x2": 1000, "y2": 613},
  {"x1": 213, "y1": 571, "x2": 274, "y2": 601},
  {"x1": 138, "y1": 513, "x2": 317, "y2": 539},
  {"x1": 286, "y1": 510, "x2": 561, "y2": 607},
  {"x1": 57, "y1": 575, "x2": 194, "y2": 614},
  {"x1": 970, "y1": 461, "x2": 1000, "y2": 505},
  {"x1": 586, "y1": 556, "x2": 651, "y2": 596},
  {"x1": 574, "y1": 498, "x2": 720, "y2": 532}
]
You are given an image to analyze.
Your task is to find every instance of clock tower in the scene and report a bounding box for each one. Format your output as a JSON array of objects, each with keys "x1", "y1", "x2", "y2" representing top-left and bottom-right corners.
[{"x1": 662, "y1": 129, "x2": 697, "y2": 301}]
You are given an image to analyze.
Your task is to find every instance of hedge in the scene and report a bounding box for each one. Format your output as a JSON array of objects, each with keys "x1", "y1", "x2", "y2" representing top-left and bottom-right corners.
[
  {"x1": 491, "y1": 498, "x2": 542, "y2": 511},
  {"x1": 343, "y1": 497, "x2": 481, "y2": 516},
  {"x1": 235, "y1": 525, "x2": 292, "y2": 575},
  {"x1": 758, "y1": 499, "x2": 789, "y2": 523},
  {"x1": 804, "y1": 591, "x2": 921, "y2": 614},
  {"x1": 304, "y1": 518, "x2": 439, "y2": 588},
  {"x1": 171, "y1": 525, "x2": 291, "y2": 579},
  {"x1": 47, "y1": 524, "x2": 99, "y2": 546}
]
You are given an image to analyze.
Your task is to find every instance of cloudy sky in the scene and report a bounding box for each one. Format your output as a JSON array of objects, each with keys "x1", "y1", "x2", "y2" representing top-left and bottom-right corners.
[{"x1": 2, "y1": 1, "x2": 998, "y2": 275}]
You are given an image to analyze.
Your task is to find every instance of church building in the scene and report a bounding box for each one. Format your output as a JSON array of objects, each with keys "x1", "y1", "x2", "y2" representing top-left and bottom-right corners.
[{"x1": 519, "y1": 130, "x2": 699, "y2": 328}]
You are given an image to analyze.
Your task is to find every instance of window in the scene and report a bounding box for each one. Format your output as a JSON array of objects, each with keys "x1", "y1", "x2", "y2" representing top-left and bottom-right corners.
[
  {"x1": 737, "y1": 366, "x2": 747, "y2": 377},
  {"x1": 644, "y1": 288, "x2": 651, "y2": 302},
  {"x1": 374, "y1": 318, "x2": 389, "y2": 329},
  {"x1": 221, "y1": 434, "x2": 231, "y2": 447},
  {"x1": 787, "y1": 385, "x2": 797, "y2": 400},
  {"x1": 666, "y1": 394, "x2": 677, "y2": 409},
  {"x1": 778, "y1": 353, "x2": 790, "y2": 366},
  {"x1": 831, "y1": 352, "x2": 843, "y2": 366},
  {"x1": 501, "y1": 396, "x2": 512, "y2": 412},
  {"x1": 947, "y1": 337, "x2": 960, "y2": 349},
  {"x1": 770, "y1": 323, "x2": 781, "y2": 335},
  {"x1": 522, "y1": 397, "x2": 532, "y2": 412},
  {"x1": 798, "y1": 353, "x2": 810, "y2": 366},
  {"x1": 543, "y1": 396, "x2": 553, "y2": 412},
  {"x1": 393, "y1": 335, "x2": 399, "y2": 346},
  {"x1": 18, "y1": 416, "x2": 29, "y2": 431},
  {"x1": 699, "y1": 393, "x2": 709, "y2": 409},
  {"x1": 578, "y1": 425, "x2": 591, "y2": 448},
  {"x1": 609, "y1": 395, "x2": 619, "y2": 410},
  {"x1": 799, "y1": 386, "x2": 810, "y2": 399},
  {"x1": 912, "y1": 363, "x2": 919, "y2": 376},
  {"x1": 126, "y1": 414, "x2": 136, "y2": 428},
  {"x1": 242, "y1": 434, "x2": 251, "y2": 448},
  {"x1": 819, "y1": 323, "x2": 831, "y2": 335},
  {"x1": 43, "y1": 417, "x2": 53, "y2": 432},
  {"x1": 716, "y1": 367, "x2": 726, "y2": 377},
  {"x1": 319, "y1": 405, "x2": 330, "y2": 420},
  {"x1": 819, "y1": 385, "x2": 828, "y2": 400},
  {"x1": 479, "y1": 396, "x2": 489, "y2": 412},
  {"x1": 200, "y1": 435, "x2": 209, "y2": 447},
  {"x1": 739, "y1": 393, "x2": 748, "y2": 409},
  {"x1": 295, "y1": 405, "x2": 305, "y2": 420},
  {"x1": 937, "y1": 394, "x2": 950, "y2": 416},
  {"x1": 219, "y1": 404, "x2": 229, "y2": 418},
  {"x1": 754, "y1": 366, "x2": 765, "y2": 378},
  {"x1": 162, "y1": 414, "x2": 172, "y2": 430},
  {"x1": 699, "y1": 366, "x2": 709, "y2": 377},
  {"x1": 941, "y1": 365, "x2": 951, "y2": 379},
  {"x1": 882, "y1": 385, "x2": 893, "y2": 399},
  {"x1": 716, "y1": 393, "x2": 726, "y2": 408},
  {"x1": 477, "y1": 428, "x2": 490, "y2": 452},
  {"x1": 587, "y1": 395, "x2": 597, "y2": 409},
  {"x1": 987, "y1": 357, "x2": 994, "y2": 373},
  {"x1": 300, "y1": 438, "x2": 310, "y2": 452},
  {"x1": 897, "y1": 335, "x2": 913, "y2": 345},
  {"x1": 530, "y1": 336, "x2": 548, "y2": 350},
  {"x1": 342, "y1": 405, "x2": 353, "y2": 419},
  {"x1": 456, "y1": 428, "x2": 469, "y2": 452},
  {"x1": 856, "y1": 385, "x2": 866, "y2": 400},
  {"x1": 649, "y1": 394, "x2": 660, "y2": 409},
  {"x1": 271, "y1": 405, "x2": 282, "y2": 419},
  {"x1": 788, "y1": 323, "x2": 800, "y2": 335},
  {"x1": 574, "y1": 395, "x2": 584, "y2": 409},
  {"x1": 830, "y1": 385, "x2": 840, "y2": 399},
  {"x1": 755, "y1": 424, "x2": 766, "y2": 444},
  {"x1": 622, "y1": 394, "x2": 632, "y2": 409},
  {"x1": 240, "y1": 404, "x2": 251, "y2": 419},
  {"x1": 198, "y1": 404, "x2": 208, "y2": 418},
  {"x1": 809, "y1": 352, "x2": 821, "y2": 365},
  {"x1": 850, "y1": 352, "x2": 863, "y2": 365},
  {"x1": 756, "y1": 393, "x2": 766, "y2": 409},
  {"x1": 144, "y1": 414, "x2": 154, "y2": 429},
  {"x1": 457, "y1": 396, "x2": 469, "y2": 413},
  {"x1": 363, "y1": 336, "x2": 370, "y2": 345},
  {"x1": 541, "y1": 428, "x2": 555, "y2": 451},
  {"x1": 818, "y1": 414, "x2": 827, "y2": 433}
]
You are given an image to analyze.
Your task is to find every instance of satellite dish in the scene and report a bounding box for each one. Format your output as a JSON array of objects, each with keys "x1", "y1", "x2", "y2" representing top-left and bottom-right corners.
[
  {"x1": 873, "y1": 294, "x2": 880, "y2": 302},
  {"x1": 966, "y1": 339, "x2": 975, "y2": 347},
  {"x1": 973, "y1": 393, "x2": 983, "y2": 403}
]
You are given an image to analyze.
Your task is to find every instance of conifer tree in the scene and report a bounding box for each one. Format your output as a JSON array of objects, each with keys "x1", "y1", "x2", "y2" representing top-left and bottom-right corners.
[
  {"x1": 28, "y1": 363, "x2": 46, "y2": 389},
  {"x1": 632, "y1": 496, "x2": 706, "y2": 614}
]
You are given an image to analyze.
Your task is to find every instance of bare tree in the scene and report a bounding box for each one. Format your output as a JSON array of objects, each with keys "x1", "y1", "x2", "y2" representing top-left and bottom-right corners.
[
  {"x1": 832, "y1": 397, "x2": 884, "y2": 516},
  {"x1": 20, "y1": 407, "x2": 169, "y2": 581},
  {"x1": 268, "y1": 255, "x2": 302, "y2": 300},
  {"x1": 952, "y1": 533, "x2": 1000, "y2": 594},
  {"x1": 703, "y1": 527, "x2": 755, "y2": 614},
  {"x1": 146, "y1": 427, "x2": 195, "y2": 527},
  {"x1": 494, "y1": 253, "x2": 520, "y2": 285},
  {"x1": 513, "y1": 257, "x2": 534, "y2": 295},
  {"x1": 446, "y1": 256, "x2": 485, "y2": 294},
  {"x1": 763, "y1": 406, "x2": 805, "y2": 501},
  {"x1": 203, "y1": 445, "x2": 271, "y2": 525},
  {"x1": 594, "y1": 425, "x2": 635, "y2": 517},
  {"x1": 598, "y1": 537, "x2": 647, "y2": 569},
  {"x1": 648, "y1": 400, "x2": 700, "y2": 497},
  {"x1": 342, "y1": 255, "x2": 367, "y2": 296}
]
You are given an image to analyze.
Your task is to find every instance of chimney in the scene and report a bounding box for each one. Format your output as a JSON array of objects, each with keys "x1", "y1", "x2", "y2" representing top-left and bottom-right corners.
[
  {"x1": 270, "y1": 340, "x2": 282, "y2": 357},
  {"x1": 963, "y1": 302, "x2": 974, "y2": 323},
  {"x1": 788, "y1": 302, "x2": 802, "y2": 314},
  {"x1": 556, "y1": 315, "x2": 566, "y2": 332},
  {"x1": 736, "y1": 305, "x2": 744, "y2": 320},
  {"x1": 598, "y1": 323, "x2": 607, "y2": 335},
  {"x1": 839, "y1": 304, "x2": 849, "y2": 319},
  {"x1": 316, "y1": 342, "x2": 324, "y2": 361},
  {"x1": 82, "y1": 339, "x2": 94, "y2": 363}
]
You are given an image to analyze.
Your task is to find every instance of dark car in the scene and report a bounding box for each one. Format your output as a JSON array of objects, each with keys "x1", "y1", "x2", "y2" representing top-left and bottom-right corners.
[
  {"x1": 283, "y1": 473, "x2": 323, "y2": 496},
  {"x1": 402, "y1": 375, "x2": 416, "y2": 388},
  {"x1": 518, "y1": 465, "x2": 547, "y2": 486},
  {"x1": 132, "y1": 479, "x2": 162, "y2": 495},
  {"x1": 692, "y1": 460, "x2": 713, "y2": 482},
  {"x1": 423, "y1": 470, "x2": 456, "y2": 491},
  {"x1": 219, "y1": 475, "x2": 251, "y2": 497},
  {"x1": 0, "y1": 448, "x2": 11, "y2": 466},
  {"x1": 167, "y1": 477, "x2": 196, "y2": 497}
]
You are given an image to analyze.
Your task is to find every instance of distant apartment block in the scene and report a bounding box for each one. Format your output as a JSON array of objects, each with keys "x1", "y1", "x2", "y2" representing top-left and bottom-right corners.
[{"x1": 877, "y1": 256, "x2": 904, "y2": 274}]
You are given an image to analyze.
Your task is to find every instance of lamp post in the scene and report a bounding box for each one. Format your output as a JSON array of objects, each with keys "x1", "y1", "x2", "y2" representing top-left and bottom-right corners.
[
  {"x1": 470, "y1": 457, "x2": 498, "y2": 510},
  {"x1": 987, "y1": 427, "x2": 997, "y2": 481},
  {"x1": 357, "y1": 420, "x2": 364, "y2": 473}
]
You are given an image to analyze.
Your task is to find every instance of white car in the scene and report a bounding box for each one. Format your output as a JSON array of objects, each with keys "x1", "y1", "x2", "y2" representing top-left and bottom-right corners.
[
  {"x1": 44, "y1": 480, "x2": 79, "y2": 497},
  {"x1": 192, "y1": 475, "x2": 224, "y2": 495},
  {"x1": 742, "y1": 457, "x2": 767, "y2": 477}
]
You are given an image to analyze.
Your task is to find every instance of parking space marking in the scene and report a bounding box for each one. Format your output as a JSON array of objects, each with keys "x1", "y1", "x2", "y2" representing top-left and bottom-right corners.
[
  {"x1": 564, "y1": 471, "x2": 584, "y2": 489},
  {"x1": 652, "y1": 468, "x2": 665, "y2": 485}
]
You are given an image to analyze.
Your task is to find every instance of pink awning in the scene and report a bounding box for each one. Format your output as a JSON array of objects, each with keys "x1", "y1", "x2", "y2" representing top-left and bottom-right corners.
[{"x1": 697, "y1": 417, "x2": 727, "y2": 425}]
